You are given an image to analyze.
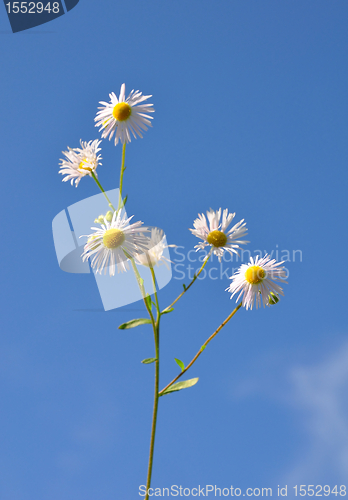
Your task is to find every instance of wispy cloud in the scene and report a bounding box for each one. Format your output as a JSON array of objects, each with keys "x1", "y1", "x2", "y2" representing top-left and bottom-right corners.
[
  {"x1": 231, "y1": 341, "x2": 348, "y2": 486},
  {"x1": 281, "y1": 342, "x2": 348, "y2": 485}
]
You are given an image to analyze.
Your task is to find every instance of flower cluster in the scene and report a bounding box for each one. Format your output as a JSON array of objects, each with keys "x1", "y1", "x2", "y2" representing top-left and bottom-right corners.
[
  {"x1": 56, "y1": 82, "x2": 290, "y2": 500},
  {"x1": 58, "y1": 83, "x2": 287, "y2": 309},
  {"x1": 190, "y1": 208, "x2": 287, "y2": 309}
]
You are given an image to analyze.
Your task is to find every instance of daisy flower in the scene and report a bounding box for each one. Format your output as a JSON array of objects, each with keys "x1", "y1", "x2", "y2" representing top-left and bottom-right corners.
[
  {"x1": 189, "y1": 208, "x2": 248, "y2": 262},
  {"x1": 59, "y1": 139, "x2": 102, "y2": 187},
  {"x1": 135, "y1": 228, "x2": 174, "y2": 269},
  {"x1": 81, "y1": 211, "x2": 149, "y2": 276},
  {"x1": 226, "y1": 254, "x2": 287, "y2": 310},
  {"x1": 95, "y1": 83, "x2": 154, "y2": 145}
]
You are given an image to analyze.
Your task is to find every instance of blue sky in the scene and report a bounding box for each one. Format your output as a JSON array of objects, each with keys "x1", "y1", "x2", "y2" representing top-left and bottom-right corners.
[{"x1": 0, "y1": 1, "x2": 348, "y2": 498}]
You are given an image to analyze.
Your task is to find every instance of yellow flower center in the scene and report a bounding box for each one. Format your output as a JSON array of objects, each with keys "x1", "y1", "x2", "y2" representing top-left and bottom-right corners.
[
  {"x1": 206, "y1": 230, "x2": 227, "y2": 248},
  {"x1": 103, "y1": 228, "x2": 125, "y2": 249},
  {"x1": 113, "y1": 102, "x2": 132, "y2": 122},
  {"x1": 78, "y1": 158, "x2": 92, "y2": 173},
  {"x1": 245, "y1": 265, "x2": 266, "y2": 285}
]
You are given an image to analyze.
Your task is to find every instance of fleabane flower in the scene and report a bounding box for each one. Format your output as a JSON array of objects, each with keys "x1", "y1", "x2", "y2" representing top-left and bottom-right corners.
[
  {"x1": 59, "y1": 139, "x2": 102, "y2": 187},
  {"x1": 226, "y1": 254, "x2": 287, "y2": 310},
  {"x1": 135, "y1": 228, "x2": 174, "y2": 269},
  {"x1": 189, "y1": 208, "x2": 248, "y2": 262},
  {"x1": 95, "y1": 83, "x2": 154, "y2": 145},
  {"x1": 81, "y1": 211, "x2": 149, "y2": 276}
]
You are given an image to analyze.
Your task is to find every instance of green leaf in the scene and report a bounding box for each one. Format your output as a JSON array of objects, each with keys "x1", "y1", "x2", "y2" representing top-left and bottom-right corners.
[
  {"x1": 122, "y1": 195, "x2": 128, "y2": 208},
  {"x1": 200, "y1": 344, "x2": 206, "y2": 352},
  {"x1": 183, "y1": 284, "x2": 187, "y2": 291},
  {"x1": 161, "y1": 307, "x2": 174, "y2": 315},
  {"x1": 175, "y1": 358, "x2": 185, "y2": 372},
  {"x1": 160, "y1": 377, "x2": 199, "y2": 396},
  {"x1": 145, "y1": 295, "x2": 152, "y2": 311},
  {"x1": 141, "y1": 358, "x2": 157, "y2": 364},
  {"x1": 118, "y1": 318, "x2": 152, "y2": 330}
]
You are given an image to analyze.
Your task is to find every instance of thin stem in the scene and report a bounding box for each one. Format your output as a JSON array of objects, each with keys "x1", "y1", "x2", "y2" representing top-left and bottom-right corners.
[
  {"x1": 118, "y1": 143, "x2": 127, "y2": 212},
  {"x1": 150, "y1": 266, "x2": 160, "y2": 320},
  {"x1": 158, "y1": 302, "x2": 243, "y2": 396},
  {"x1": 162, "y1": 248, "x2": 213, "y2": 313},
  {"x1": 128, "y1": 256, "x2": 155, "y2": 325},
  {"x1": 145, "y1": 267, "x2": 161, "y2": 499},
  {"x1": 91, "y1": 171, "x2": 116, "y2": 212},
  {"x1": 124, "y1": 257, "x2": 160, "y2": 499}
]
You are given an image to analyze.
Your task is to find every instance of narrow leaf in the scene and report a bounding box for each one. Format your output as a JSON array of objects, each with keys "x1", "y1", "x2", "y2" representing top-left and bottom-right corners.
[
  {"x1": 118, "y1": 318, "x2": 152, "y2": 330},
  {"x1": 174, "y1": 358, "x2": 185, "y2": 372},
  {"x1": 141, "y1": 358, "x2": 157, "y2": 364},
  {"x1": 145, "y1": 295, "x2": 152, "y2": 311},
  {"x1": 122, "y1": 195, "x2": 128, "y2": 207},
  {"x1": 160, "y1": 377, "x2": 199, "y2": 396},
  {"x1": 161, "y1": 307, "x2": 174, "y2": 315},
  {"x1": 183, "y1": 284, "x2": 187, "y2": 291}
]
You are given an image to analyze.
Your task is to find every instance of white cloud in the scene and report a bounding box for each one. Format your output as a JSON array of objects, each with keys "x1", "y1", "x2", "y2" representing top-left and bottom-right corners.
[
  {"x1": 281, "y1": 342, "x2": 348, "y2": 485},
  {"x1": 230, "y1": 341, "x2": 348, "y2": 487}
]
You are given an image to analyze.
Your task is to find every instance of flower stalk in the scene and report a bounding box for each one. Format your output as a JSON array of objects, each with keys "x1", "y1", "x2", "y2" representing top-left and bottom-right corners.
[
  {"x1": 117, "y1": 143, "x2": 127, "y2": 212},
  {"x1": 159, "y1": 302, "x2": 242, "y2": 396},
  {"x1": 124, "y1": 257, "x2": 160, "y2": 500},
  {"x1": 91, "y1": 171, "x2": 116, "y2": 212},
  {"x1": 162, "y1": 248, "x2": 213, "y2": 313},
  {"x1": 145, "y1": 266, "x2": 161, "y2": 500}
]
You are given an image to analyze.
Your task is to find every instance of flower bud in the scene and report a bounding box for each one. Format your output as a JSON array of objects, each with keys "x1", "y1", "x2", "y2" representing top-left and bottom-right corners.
[
  {"x1": 268, "y1": 292, "x2": 279, "y2": 305},
  {"x1": 94, "y1": 215, "x2": 106, "y2": 224},
  {"x1": 105, "y1": 211, "x2": 114, "y2": 222}
]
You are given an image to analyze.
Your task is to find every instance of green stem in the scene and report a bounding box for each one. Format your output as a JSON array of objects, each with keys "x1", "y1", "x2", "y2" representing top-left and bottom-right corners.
[
  {"x1": 158, "y1": 302, "x2": 242, "y2": 396},
  {"x1": 124, "y1": 256, "x2": 161, "y2": 499},
  {"x1": 162, "y1": 248, "x2": 213, "y2": 313},
  {"x1": 128, "y1": 256, "x2": 155, "y2": 325},
  {"x1": 91, "y1": 172, "x2": 116, "y2": 212},
  {"x1": 145, "y1": 267, "x2": 161, "y2": 500},
  {"x1": 150, "y1": 266, "x2": 160, "y2": 320},
  {"x1": 118, "y1": 143, "x2": 127, "y2": 212}
]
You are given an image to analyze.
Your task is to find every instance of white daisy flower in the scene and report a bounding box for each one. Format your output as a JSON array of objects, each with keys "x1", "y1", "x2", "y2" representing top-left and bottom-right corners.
[
  {"x1": 226, "y1": 254, "x2": 288, "y2": 310},
  {"x1": 135, "y1": 228, "x2": 174, "y2": 269},
  {"x1": 81, "y1": 211, "x2": 149, "y2": 276},
  {"x1": 189, "y1": 208, "x2": 248, "y2": 262},
  {"x1": 59, "y1": 139, "x2": 102, "y2": 187},
  {"x1": 95, "y1": 83, "x2": 154, "y2": 145}
]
